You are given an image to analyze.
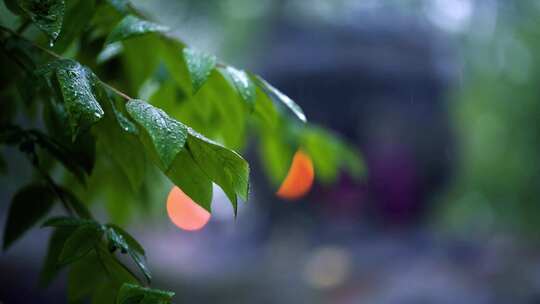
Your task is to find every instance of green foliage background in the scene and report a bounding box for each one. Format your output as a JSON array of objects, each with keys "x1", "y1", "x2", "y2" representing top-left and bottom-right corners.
[{"x1": 0, "y1": 0, "x2": 363, "y2": 302}]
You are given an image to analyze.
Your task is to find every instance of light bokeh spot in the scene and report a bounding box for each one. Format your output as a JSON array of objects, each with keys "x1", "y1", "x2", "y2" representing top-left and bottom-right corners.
[
  {"x1": 276, "y1": 149, "x2": 315, "y2": 200},
  {"x1": 167, "y1": 186, "x2": 211, "y2": 231}
]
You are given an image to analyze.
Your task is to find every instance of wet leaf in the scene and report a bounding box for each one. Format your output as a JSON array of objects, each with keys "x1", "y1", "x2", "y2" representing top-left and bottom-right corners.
[
  {"x1": 221, "y1": 66, "x2": 255, "y2": 108},
  {"x1": 106, "y1": 15, "x2": 169, "y2": 44},
  {"x1": 117, "y1": 283, "x2": 174, "y2": 304},
  {"x1": 253, "y1": 75, "x2": 306, "y2": 122},
  {"x1": 187, "y1": 128, "x2": 249, "y2": 215},
  {"x1": 19, "y1": 0, "x2": 66, "y2": 42},
  {"x1": 59, "y1": 223, "x2": 104, "y2": 265},
  {"x1": 183, "y1": 48, "x2": 217, "y2": 93},
  {"x1": 53, "y1": 60, "x2": 105, "y2": 138},
  {"x1": 126, "y1": 100, "x2": 187, "y2": 170},
  {"x1": 105, "y1": 225, "x2": 151, "y2": 283}
]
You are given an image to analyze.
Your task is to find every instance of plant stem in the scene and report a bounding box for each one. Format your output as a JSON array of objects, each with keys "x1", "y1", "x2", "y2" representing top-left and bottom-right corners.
[
  {"x1": 16, "y1": 19, "x2": 31, "y2": 34},
  {"x1": 0, "y1": 24, "x2": 133, "y2": 101}
]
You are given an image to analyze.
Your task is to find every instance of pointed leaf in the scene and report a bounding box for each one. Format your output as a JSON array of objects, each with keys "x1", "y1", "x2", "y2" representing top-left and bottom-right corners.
[
  {"x1": 221, "y1": 66, "x2": 255, "y2": 107},
  {"x1": 52, "y1": 0, "x2": 96, "y2": 53},
  {"x1": 39, "y1": 227, "x2": 74, "y2": 286},
  {"x1": 183, "y1": 48, "x2": 217, "y2": 93},
  {"x1": 126, "y1": 100, "x2": 187, "y2": 170},
  {"x1": 54, "y1": 60, "x2": 105, "y2": 137},
  {"x1": 187, "y1": 128, "x2": 249, "y2": 214},
  {"x1": 166, "y1": 149, "x2": 213, "y2": 211},
  {"x1": 59, "y1": 224, "x2": 104, "y2": 264},
  {"x1": 68, "y1": 251, "x2": 108, "y2": 302},
  {"x1": 117, "y1": 283, "x2": 174, "y2": 304},
  {"x1": 3, "y1": 183, "x2": 56, "y2": 250},
  {"x1": 19, "y1": 0, "x2": 65, "y2": 42},
  {"x1": 106, "y1": 15, "x2": 169, "y2": 44},
  {"x1": 105, "y1": 226, "x2": 151, "y2": 282},
  {"x1": 31, "y1": 130, "x2": 88, "y2": 183},
  {"x1": 253, "y1": 75, "x2": 306, "y2": 122}
]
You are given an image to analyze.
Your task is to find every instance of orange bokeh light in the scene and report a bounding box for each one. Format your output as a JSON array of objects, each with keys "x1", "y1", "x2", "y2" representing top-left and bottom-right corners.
[
  {"x1": 276, "y1": 149, "x2": 315, "y2": 200},
  {"x1": 167, "y1": 186, "x2": 211, "y2": 231}
]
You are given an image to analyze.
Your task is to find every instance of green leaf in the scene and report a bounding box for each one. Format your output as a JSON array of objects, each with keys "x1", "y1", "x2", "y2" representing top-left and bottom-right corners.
[
  {"x1": 117, "y1": 283, "x2": 174, "y2": 304},
  {"x1": 301, "y1": 125, "x2": 365, "y2": 183},
  {"x1": 3, "y1": 183, "x2": 56, "y2": 250},
  {"x1": 166, "y1": 149, "x2": 213, "y2": 211},
  {"x1": 253, "y1": 75, "x2": 307, "y2": 122},
  {"x1": 54, "y1": 60, "x2": 105, "y2": 137},
  {"x1": 106, "y1": 224, "x2": 145, "y2": 254},
  {"x1": 221, "y1": 66, "x2": 255, "y2": 107},
  {"x1": 68, "y1": 250, "x2": 108, "y2": 302},
  {"x1": 92, "y1": 281, "x2": 118, "y2": 304},
  {"x1": 39, "y1": 227, "x2": 74, "y2": 286},
  {"x1": 19, "y1": 0, "x2": 66, "y2": 42},
  {"x1": 259, "y1": 133, "x2": 295, "y2": 185},
  {"x1": 158, "y1": 39, "x2": 191, "y2": 94},
  {"x1": 31, "y1": 129, "x2": 89, "y2": 183},
  {"x1": 59, "y1": 224, "x2": 104, "y2": 264},
  {"x1": 52, "y1": 0, "x2": 96, "y2": 53},
  {"x1": 183, "y1": 48, "x2": 217, "y2": 93},
  {"x1": 94, "y1": 94, "x2": 145, "y2": 191},
  {"x1": 126, "y1": 100, "x2": 187, "y2": 170},
  {"x1": 105, "y1": 225, "x2": 151, "y2": 283},
  {"x1": 95, "y1": 245, "x2": 138, "y2": 285},
  {"x1": 106, "y1": 15, "x2": 169, "y2": 44},
  {"x1": 187, "y1": 128, "x2": 250, "y2": 214}
]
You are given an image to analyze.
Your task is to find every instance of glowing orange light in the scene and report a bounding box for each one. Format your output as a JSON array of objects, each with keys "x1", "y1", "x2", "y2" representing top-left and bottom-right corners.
[
  {"x1": 276, "y1": 149, "x2": 315, "y2": 200},
  {"x1": 167, "y1": 186, "x2": 211, "y2": 231}
]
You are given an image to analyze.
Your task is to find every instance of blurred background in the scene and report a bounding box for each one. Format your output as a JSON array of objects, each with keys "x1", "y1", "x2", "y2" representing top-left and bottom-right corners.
[{"x1": 3, "y1": 0, "x2": 540, "y2": 303}]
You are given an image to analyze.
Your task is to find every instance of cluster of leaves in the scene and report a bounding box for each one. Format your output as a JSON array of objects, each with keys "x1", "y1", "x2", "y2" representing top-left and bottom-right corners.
[{"x1": 0, "y1": 0, "x2": 364, "y2": 302}]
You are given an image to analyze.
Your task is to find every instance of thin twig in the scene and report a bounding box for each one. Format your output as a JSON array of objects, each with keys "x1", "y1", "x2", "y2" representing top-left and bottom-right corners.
[
  {"x1": 16, "y1": 19, "x2": 31, "y2": 34},
  {"x1": 0, "y1": 24, "x2": 133, "y2": 101}
]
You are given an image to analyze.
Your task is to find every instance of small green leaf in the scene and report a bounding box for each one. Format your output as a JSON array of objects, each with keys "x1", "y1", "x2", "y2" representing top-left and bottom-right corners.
[
  {"x1": 187, "y1": 128, "x2": 249, "y2": 214},
  {"x1": 19, "y1": 0, "x2": 66, "y2": 42},
  {"x1": 166, "y1": 149, "x2": 213, "y2": 211},
  {"x1": 117, "y1": 283, "x2": 174, "y2": 304},
  {"x1": 54, "y1": 60, "x2": 105, "y2": 137},
  {"x1": 253, "y1": 75, "x2": 306, "y2": 122},
  {"x1": 106, "y1": 224, "x2": 144, "y2": 254},
  {"x1": 95, "y1": 245, "x2": 138, "y2": 285},
  {"x1": 59, "y1": 224, "x2": 104, "y2": 265},
  {"x1": 183, "y1": 48, "x2": 217, "y2": 93},
  {"x1": 301, "y1": 125, "x2": 365, "y2": 183},
  {"x1": 221, "y1": 66, "x2": 255, "y2": 107},
  {"x1": 105, "y1": 225, "x2": 151, "y2": 283},
  {"x1": 92, "y1": 281, "x2": 118, "y2": 304},
  {"x1": 31, "y1": 130, "x2": 88, "y2": 184},
  {"x1": 3, "y1": 183, "x2": 56, "y2": 250},
  {"x1": 126, "y1": 100, "x2": 188, "y2": 170},
  {"x1": 68, "y1": 251, "x2": 108, "y2": 302},
  {"x1": 39, "y1": 227, "x2": 74, "y2": 286},
  {"x1": 106, "y1": 15, "x2": 169, "y2": 44},
  {"x1": 52, "y1": 0, "x2": 95, "y2": 53}
]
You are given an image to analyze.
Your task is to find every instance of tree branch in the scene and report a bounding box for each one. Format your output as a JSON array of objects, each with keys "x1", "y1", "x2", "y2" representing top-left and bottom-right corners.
[{"x1": 0, "y1": 24, "x2": 133, "y2": 101}]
